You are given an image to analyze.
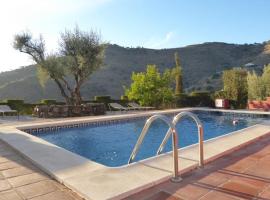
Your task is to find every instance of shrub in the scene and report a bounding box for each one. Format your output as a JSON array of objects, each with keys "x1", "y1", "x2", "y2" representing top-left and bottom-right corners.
[
  {"x1": 214, "y1": 90, "x2": 228, "y2": 99},
  {"x1": 94, "y1": 96, "x2": 111, "y2": 102},
  {"x1": 247, "y1": 71, "x2": 265, "y2": 100},
  {"x1": 94, "y1": 96, "x2": 111, "y2": 110},
  {"x1": 125, "y1": 65, "x2": 174, "y2": 108},
  {"x1": 189, "y1": 91, "x2": 214, "y2": 107},
  {"x1": 174, "y1": 93, "x2": 188, "y2": 107},
  {"x1": 20, "y1": 103, "x2": 35, "y2": 115},
  {"x1": 40, "y1": 99, "x2": 57, "y2": 105},
  {"x1": 222, "y1": 68, "x2": 247, "y2": 109},
  {"x1": 120, "y1": 95, "x2": 128, "y2": 101},
  {"x1": 4, "y1": 99, "x2": 24, "y2": 111},
  {"x1": 211, "y1": 73, "x2": 220, "y2": 79}
]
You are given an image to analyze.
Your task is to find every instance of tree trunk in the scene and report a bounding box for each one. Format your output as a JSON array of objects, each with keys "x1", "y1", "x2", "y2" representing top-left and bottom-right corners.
[
  {"x1": 73, "y1": 87, "x2": 82, "y2": 105},
  {"x1": 54, "y1": 79, "x2": 74, "y2": 105}
]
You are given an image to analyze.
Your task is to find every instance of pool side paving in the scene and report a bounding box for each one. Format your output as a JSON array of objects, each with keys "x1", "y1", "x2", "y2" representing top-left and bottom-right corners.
[
  {"x1": 0, "y1": 140, "x2": 83, "y2": 200},
  {"x1": 0, "y1": 108, "x2": 270, "y2": 199},
  {"x1": 125, "y1": 132, "x2": 270, "y2": 200}
]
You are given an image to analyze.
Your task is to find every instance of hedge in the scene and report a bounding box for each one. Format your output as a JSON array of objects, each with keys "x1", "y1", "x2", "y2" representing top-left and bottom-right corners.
[
  {"x1": 120, "y1": 95, "x2": 128, "y2": 101},
  {"x1": 3, "y1": 99, "x2": 24, "y2": 111},
  {"x1": 94, "y1": 96, "x2": 111, "y2": 102},
  {"x1": 175, "y1": 92, "x2": 214, "y2": 107},
  {"x1": 40, "y1": 99, "x2": 57, "y2": 105}
]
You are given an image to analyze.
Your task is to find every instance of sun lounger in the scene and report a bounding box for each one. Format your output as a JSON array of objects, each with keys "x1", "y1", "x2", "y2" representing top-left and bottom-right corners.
[
  {"x1": 128, "y1": 102, "x2": 155, "y2": 110},
  {"x1": 108, "y1": 103, "x2": 135, "y2": 111},
  {"x1": 0, "y1": 105, "x2": 19, "y2": 118}
]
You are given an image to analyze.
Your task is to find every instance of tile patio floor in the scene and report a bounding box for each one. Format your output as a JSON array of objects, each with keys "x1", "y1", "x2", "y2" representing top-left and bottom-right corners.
[
  {"x1": 125, "y1": 135, "x2": 270, "y2": 200},
  {"x1": 0, "y1": 140, "x2": 84, "y2": 200}
]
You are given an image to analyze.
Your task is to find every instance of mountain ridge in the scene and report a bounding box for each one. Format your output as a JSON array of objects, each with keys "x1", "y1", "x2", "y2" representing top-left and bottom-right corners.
[{"x1": 0, "y1": 42, "x2": 270, "y2": 103}]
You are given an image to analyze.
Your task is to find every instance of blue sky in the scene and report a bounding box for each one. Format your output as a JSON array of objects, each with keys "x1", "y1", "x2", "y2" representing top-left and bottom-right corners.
[{"x1": 0, "y1": 0, "x2": 269, "y2": 71}]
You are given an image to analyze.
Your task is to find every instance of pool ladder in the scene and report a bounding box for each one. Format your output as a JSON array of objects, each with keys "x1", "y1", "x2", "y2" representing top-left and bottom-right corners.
[{"x1": 128, "y1": 111, "x2": 204, "y2": 182}]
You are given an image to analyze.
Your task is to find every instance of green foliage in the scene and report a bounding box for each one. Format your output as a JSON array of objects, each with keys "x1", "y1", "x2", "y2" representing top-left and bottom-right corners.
[
  {"x1": 214, "y1": 90, "x2": 228, "y2": 99},
  {"x1": 20, "y1": 103, "x2": 35, "y2": 115},
  {"x1": 174, "y1": 93, "x2": 188, "y2": 107},
  {"x1": 222, "y1": 68, "x2": 248, "y2": 108},
  {"x1": 4, "y1": 99, "x2": 24, "y2": 105},
  {"x1": 211, "y1": 73, "x2": 220, "y2": 79},
  {"x1": 262, "y1": 64, "x2": 270, "y2": 97},
  {"x1": 94, "y1": 96, "x2": 111, "y2": 102},
  {"x1": 171, "y1": 52, "x2": 183, "y2": 94},
  {"x1": 120, "y1": 95, "x2": 128, "y2": 101},
  {"x1": 125, "y1": 65, "x2": 174, "y2": 107},
  {"x1": 94, "y1": 96, "x2": 111, "y2": 110},
  {"x1": 3, "y1": 99, "x2": 25, "y2": 113},
  {"x1": 189, "y1": 91, "x2": 214, "y2": 107},
  {"x1": 247, "y1": 71, "x2": 265, "y2": 100},
  {"x1": 40, "y1": 99, "x2": 57, "y2": 105},
  {"x1": 13, "y1": 26, "x2": 106, "y2": 106},
  {"x1": 174, "y1": 92, "x2": 213, "y2": 107}
]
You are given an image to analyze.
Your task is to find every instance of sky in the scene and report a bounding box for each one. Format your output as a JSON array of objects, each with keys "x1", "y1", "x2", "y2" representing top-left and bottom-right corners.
[{"x1": 0, "y1": 0, "x2": 270, "y2": 72}]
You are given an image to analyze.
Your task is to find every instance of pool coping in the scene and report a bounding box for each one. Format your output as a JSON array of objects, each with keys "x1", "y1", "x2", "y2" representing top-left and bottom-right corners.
[{"x1": 1, "y1": 108, "x2": 270, "y2": 200}]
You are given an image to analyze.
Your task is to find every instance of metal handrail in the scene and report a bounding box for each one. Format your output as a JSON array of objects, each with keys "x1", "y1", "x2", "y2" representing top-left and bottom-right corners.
[
  {"x1": 156, "y1": 111, "x2": 204, "y2": 167},
  {"x1": 128, "y1": 114, "x2": 182, "y2": 182}
]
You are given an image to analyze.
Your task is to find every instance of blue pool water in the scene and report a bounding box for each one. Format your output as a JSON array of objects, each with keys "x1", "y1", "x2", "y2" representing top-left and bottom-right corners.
[{"x1": 35, "y1": 111, "x2": 269, "y2": 167}]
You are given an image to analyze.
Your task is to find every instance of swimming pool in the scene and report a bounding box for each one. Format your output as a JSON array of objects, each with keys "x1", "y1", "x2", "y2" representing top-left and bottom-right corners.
[{"x1": 32, "y1": 111, "x2": 269, "y2": 167}]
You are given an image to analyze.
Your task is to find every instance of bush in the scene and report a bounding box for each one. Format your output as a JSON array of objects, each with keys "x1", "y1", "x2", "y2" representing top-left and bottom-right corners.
[
  {"x1": 3, "y1": 99, "x2": 24, "y2": 111},
  {"x1": 94, "y1": 96, "x2": 111, "y2": 102},
  {"x1": 40, "y1": 99, "x2": 57, "y2": 105},
  {"x1": 174, "y1": 93, "x2": 188, "y2": 107},
  {"x1": 190, "y1": 91, "x2": 213, "y2": 107},
  {"x1": 214, "y1": 90, "x2": 228, "y2": 99},
  {"x1": 120, "y1": 95, "x2": 128, "y2": 101},
  {"x1": 20, "y1": 103, "x2": 35, "y2": 115},
  {"x1": 94, "y1": 96, "x2": 112, "y2": 110},
  {"x1": 125, "y1": 65, "x2": 174, "y2": 107},
  {"x1": 223, "y1": 68, "x2": 247, "y2": 109},
  {"x1": 211, "y1": 73, "x2": 220, "y2": 79}
]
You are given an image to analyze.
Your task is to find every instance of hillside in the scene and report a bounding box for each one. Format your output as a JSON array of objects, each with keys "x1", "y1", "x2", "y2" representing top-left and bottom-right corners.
[{"x1": 0, "y1": 42, "x2": 270, "y2": 103}]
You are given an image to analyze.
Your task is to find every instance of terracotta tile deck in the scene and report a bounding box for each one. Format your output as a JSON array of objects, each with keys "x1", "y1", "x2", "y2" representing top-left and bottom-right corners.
[
  {"x1": 125, "y1": 135, "x2": 270, "y2": 200},
  {"x1": 0, "y1": 140, "x2": 84, "y2": 200}
]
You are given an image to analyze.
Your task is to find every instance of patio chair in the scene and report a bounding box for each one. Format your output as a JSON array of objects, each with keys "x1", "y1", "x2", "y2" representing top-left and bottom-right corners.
[
  {"x1": 108, "y1": 103, "x2": 135, "y2": 111},
  {"x1": 128, "y1": 102, "x2": 155, "y2": 110},
  {"x1": 0, "y1": 105, "x2": 19, "y2": 119}
]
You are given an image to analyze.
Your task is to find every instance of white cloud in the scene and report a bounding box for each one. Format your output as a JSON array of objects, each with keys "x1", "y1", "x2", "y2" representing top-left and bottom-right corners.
[
  {"x1": 0, "y1": 0, "x2": 112, "y2": 72},
  {"x1": 144, "y1": 31, "x2": 176, "y2": 49}
]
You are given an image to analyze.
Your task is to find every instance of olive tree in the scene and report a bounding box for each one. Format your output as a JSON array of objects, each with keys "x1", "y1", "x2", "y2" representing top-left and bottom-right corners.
[{"x1": 13, "y1": 26, "x2": 106, "y2": 105}]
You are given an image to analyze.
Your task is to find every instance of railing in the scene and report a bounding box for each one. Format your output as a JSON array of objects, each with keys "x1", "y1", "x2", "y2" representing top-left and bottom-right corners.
[
  {"x1": 128, "y1": 114, "x2": 182, "y2": 182},
  {"x1": 157, "y1": 111, "x2": 204, "y2": 167},
  {"x1": 128, "y1": 111, "x2": 204, "y2": 182}
]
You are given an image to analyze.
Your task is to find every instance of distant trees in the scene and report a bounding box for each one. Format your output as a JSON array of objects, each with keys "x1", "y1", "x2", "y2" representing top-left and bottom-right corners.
[
  {"x1": 247, "y1": 72, "x2": 265, "y2": 100},
  {"x1": 125, "y1": 65, "x2": 174, "y2": 107},
  {"x1": 171, "y1": 52, "x2": 183, "y2": 95},
  {"x1": 262, "y1": 64, "x2": 270, "y2": 97},
  {"x1": 247, "y1": 64, "x2": 270, "y2": 100},
  {"x1": 216, "y1": 64, "x2": 270, "y2": 108},
  {"x1": 222, "y1": 68, "x2": 248, "y2": 108},
  {"x1": 13, "y1": 26, "x2": 106, "y2": 105}
]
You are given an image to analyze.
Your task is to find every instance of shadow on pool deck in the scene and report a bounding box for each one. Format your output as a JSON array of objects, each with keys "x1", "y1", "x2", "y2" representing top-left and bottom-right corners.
[
  {"x1": 0, "y1": 138, "x2": 84, "y2": 200},
  {"x1": 125, "y1": 134, "x2": 270, "y2": 200}
]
